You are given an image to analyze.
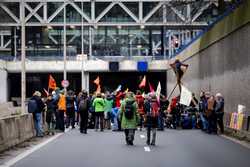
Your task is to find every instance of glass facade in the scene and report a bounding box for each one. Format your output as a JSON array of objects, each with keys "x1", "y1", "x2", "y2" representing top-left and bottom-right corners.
[{"x1": 0, "y1": 0, "x2": 236, "y2": 61}]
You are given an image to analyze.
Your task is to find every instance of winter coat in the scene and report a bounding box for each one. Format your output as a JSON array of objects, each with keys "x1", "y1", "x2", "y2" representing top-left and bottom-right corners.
[
  {"x1": 58, "y1": 94, "x2": 66, "y2": 111},
  {"x1": 66, "y1": 95, "x2": 75, "y2": 109},
  {"x1": 78, "y1": 96, "x2": 91, "y2": 116},
  {"x1": 104, "y1": 97, "x2": 113, "y2": 113},
  {"x1": 120, "y1": 97, "x2": 139, "y2": 129},
  {"x1": 215, "y1": 98, "x2": 224, "y2": 118},
  {"x1": 92, "y1": 97, "x2": 105, "y2": 112},
  {"x1": 31, "y1": 95, "x2": 45, "y2": 113},
  {"x1": 46, "y1": 99, "x2": 56, "y2": 123}
]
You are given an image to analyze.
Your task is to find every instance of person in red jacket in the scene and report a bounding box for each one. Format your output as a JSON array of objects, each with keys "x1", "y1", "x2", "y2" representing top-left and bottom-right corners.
[
  {"x1": 115, "y1": 91, "x2": 124, "y2": 108},
  {"x1": 135, "y1": 90, "x2": 145, "y2": 131}
]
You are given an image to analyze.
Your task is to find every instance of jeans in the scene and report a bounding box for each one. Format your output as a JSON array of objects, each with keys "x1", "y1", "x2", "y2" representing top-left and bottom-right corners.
[
  {"x1": 200, "y1": 113, "x2": 208, "y2": 130},
  {"x1": 158, "y1": 112, "x2": 165, "y2": 130},
  {"x1": 147, "y1": 127, "x2": 156, "y2": 145},
  {"x1": 34, "y1": 113, "x2": 43, "y2": 136},
  {"x1": 66, "y1": 107, "x2": 75, "y2": 128}
]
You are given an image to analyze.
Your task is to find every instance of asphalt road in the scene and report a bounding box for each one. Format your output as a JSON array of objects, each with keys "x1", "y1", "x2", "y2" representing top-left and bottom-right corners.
[{"x1": 12, "y1": 129, "x2": 250, "y2": 167}]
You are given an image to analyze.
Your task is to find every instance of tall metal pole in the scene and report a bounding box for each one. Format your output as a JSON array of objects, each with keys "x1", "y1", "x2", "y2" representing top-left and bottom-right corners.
[
  {"x1": 21, "y1": 0, "x2": 26, "y2": 113},
  {"x1": 63, "y1": 0, "x2": 67, "y2": 89},
  {"x1": 81, "y1": 1, "x2": 85, "y2": 91},
  {"x1": 89, "y1": 27, "x2": 92, "y2": 58}
]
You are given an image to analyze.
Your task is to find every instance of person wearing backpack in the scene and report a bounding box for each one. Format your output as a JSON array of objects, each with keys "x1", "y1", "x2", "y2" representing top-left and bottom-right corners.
[
  {"x1": 145, "y1": 93, "x2": 160, "y2": 146},
  {"x1": 78, "y1": 90, "x2": 90, "y2": 134},
  {"x1": 120, "y1": 92, "x2": 138, "y2": 145},
  {"x1": 92, "y1": 92, "x2": 105, "y2": 131},
  {"x1": 29, "y1": 91, "x2": 45, "y2": 137},
  {"x1": 135, "y1": 90, "x2": 145, "y2": 131}
]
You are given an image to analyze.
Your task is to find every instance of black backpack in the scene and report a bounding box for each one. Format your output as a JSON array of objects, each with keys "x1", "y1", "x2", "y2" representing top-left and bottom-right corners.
[
  {"x1": 124, "y1": 101, "x2": 134, "y2": 119},
  {"x1": 78, "y1": 98, "x2": 88, "y2": 111},
  {"x1": 28, "y1": 99, "x2": 37, "y2": 113}
]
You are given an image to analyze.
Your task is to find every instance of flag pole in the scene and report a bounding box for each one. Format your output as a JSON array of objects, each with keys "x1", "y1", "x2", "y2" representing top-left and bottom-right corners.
[
  {"x1": 167, "y1": 83, "x2": 178, "y2": 100},
  {"x1": 47, "y1": 75, "x2": 50, "y2": 96}
]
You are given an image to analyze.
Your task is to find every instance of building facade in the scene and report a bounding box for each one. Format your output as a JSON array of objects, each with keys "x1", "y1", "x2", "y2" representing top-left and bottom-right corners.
[{"x1": 0, "y1": 0, "x2": 234, "y2": 102}]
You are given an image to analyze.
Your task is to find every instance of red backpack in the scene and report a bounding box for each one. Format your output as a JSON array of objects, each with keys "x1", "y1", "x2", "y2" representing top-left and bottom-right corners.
[
  {"x1": 150, "y1": 101, "x2": 159, "y2": 117},
  {"x1": 136, "y1": 96, "x2": 144, "y2": 113}
]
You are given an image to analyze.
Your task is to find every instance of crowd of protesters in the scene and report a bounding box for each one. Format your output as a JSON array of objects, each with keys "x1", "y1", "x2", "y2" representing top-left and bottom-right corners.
[{"x1": 28, "y1": 87, "x2": 224, "y2": 146}]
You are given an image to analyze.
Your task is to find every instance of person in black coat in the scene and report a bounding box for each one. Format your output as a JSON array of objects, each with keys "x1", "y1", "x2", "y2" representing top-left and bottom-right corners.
[
  {"x1": 78, "y1": 90, "x2": 91, "y2": 134},
  {"x1": 215, "y1": 93, "x2": 224, "y2": 134},
  {"x1": 66, "y1": 90, "x2": 76, "y2": 129},
  {"x1": 46, "y1": 94, "x2": 57, "y2": 135},
  {"x1": 31, "y1": 91, "x2": 45, "y2": 137}
]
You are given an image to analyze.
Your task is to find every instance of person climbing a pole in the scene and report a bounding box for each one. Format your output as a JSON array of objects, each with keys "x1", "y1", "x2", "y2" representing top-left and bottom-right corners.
[{"x1": 169, "y1": 59, "x2": 189, "y2": 92}]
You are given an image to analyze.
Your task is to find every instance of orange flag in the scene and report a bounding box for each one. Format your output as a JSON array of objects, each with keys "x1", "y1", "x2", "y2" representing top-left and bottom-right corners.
[
  {"x1": 139, "y1": 76, "x2": 146, "y2": 88},
  {"x1": 48, "y1": 75, "x2": 57, "y2": 90},
  {"x1": 93, "y1": 76, "x2": 100, "y2": 85}
]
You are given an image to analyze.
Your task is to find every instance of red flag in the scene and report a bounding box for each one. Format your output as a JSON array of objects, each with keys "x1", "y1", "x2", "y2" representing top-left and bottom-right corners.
[
  {"x1": 96, "y1": 85, "x2": 101, "y2": 93},
  {"x1": 139, "y1": 76, "x2": 146, "y2": 88},
  {"x1": 149, "y1": 82, "x2": 155, "y2": 93},
  {"x1": 93, "y1": 76, "x2": 100, "y2": 85},
  {"x1": 48, "y1": 75, "x2": 57, "y2": 90}
]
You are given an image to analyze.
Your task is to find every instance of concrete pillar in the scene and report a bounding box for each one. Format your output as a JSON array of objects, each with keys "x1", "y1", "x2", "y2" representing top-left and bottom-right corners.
[
  {"x1": 0, "y1": 69, "x2": 7, "y2": 103},
  {"x1": 81, "y1": 72, "x2": 89, "y2": 92}
]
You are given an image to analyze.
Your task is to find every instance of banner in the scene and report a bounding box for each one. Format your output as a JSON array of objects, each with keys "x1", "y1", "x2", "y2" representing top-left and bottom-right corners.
[
  {"x1": 179, "y1": 85, "x2": 192, "y2": 106},
  {"x1": 230, "y1": 112, "x2": 244, "y2": 130}
]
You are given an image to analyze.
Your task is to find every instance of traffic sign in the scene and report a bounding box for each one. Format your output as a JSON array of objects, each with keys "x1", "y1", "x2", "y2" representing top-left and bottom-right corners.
[{"x1": 61, "y1": 80, "x2": 69, "y2": 88}]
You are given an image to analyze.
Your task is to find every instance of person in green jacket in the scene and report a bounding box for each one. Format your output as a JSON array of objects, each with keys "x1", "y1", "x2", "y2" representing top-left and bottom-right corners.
[
  {"x1": 104, "y1": 93, "x2": 114, "y2": 129},
  {"x1": 92, "y1": 92, "x2": 105, "y2": 131},
  {"x1": 120, "y1": 92, "x2": 139, "y2": 145}
]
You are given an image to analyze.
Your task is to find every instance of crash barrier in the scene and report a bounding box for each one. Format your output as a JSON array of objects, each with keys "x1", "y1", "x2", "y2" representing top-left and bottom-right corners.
[{"x1": 0, "y1": 114, "x2": 35, "y2": 152}]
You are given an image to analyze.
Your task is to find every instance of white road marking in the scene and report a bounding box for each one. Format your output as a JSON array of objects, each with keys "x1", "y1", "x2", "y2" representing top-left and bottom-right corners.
[
  {"x1": 140, "y1": 135, "x2": 146, "y2": 139},
  {"x1": 144, "y1": 146, "x2": 151, "y2": 152},
  {"x1": 1, "y1": 128, "x2": 70, "y2": 167}
]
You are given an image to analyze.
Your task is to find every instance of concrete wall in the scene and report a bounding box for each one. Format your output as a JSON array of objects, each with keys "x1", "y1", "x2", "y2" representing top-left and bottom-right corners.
[
  {"x1": 0, "y1": 114, "x2": 34, "y2": 152},
  {"x1": 167, "y1": 1, "x2": 250, "y2": 116}
]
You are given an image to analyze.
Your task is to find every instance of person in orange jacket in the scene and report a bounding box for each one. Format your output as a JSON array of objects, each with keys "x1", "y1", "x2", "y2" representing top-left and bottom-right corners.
[{"x1": 57, "y1": 91, "x2": 66, "y2": 132}]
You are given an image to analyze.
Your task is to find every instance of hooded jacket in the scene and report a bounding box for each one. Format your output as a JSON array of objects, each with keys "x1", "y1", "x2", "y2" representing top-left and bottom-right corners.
[{"x1": 120, "y1": 96, "x2": 139, "y2": 129}]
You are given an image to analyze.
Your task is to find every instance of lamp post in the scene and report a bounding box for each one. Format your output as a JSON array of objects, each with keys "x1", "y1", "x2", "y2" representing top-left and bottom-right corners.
[
  {"x1": 63, "y1": 0, "x2": 67, "y2": 92},
  {"x1": 21, "y1": 0, "x2": 26, "y2": 113}
]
